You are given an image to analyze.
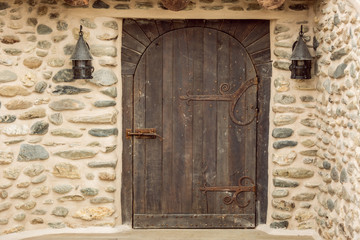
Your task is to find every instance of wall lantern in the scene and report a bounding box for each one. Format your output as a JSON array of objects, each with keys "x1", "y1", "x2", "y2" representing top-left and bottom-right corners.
[
  {"x1": 289, "y1": 25, "x2": 312, "y2": 79},
  {"x1": 71, "y1": 25, "x2": 94, "y2": 80}
]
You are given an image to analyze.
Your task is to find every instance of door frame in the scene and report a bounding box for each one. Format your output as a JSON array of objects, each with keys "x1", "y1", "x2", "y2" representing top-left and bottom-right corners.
[{"x1": 121, "y1": 19, "x2": 271, "y2": 227}]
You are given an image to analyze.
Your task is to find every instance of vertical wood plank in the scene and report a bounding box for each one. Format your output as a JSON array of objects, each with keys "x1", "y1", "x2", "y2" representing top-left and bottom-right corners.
[
  {"x1": 216, "y1": 31, "x2": 230, "y2": 214},
  {"x1": 233, "y1": 20, "x2": 259, "y2": 43},
  {"x1": 162, "y1": 31, "x2": 174, "y2": 214},
  {"x1": 144, "y1": 38, "x2": 163, "y2": 214},
  {"x1": 121, "y1": 74, "x2": 133, "y2": 224},
  {"x1": 136, "y1": 19, "x2": 160, "y2": 42},
  {"x1": 133, "y1": 56, "x2": 146, "y2": 214},
  {"x1": 123, "y1": 19, "x2": 151, "y2": 46},
  {"x1": 203, "y1": 28, "x2": 218, "y2": 214}
]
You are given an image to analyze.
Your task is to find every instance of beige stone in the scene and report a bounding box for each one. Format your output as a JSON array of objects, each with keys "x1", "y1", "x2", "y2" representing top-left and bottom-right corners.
[
  {"x1": 0, "y1": 85, "x2": 31, "y2": 97},
  {"x1": 15, "y1": 201, "x2": 36, "y2": 210},
  {"x1": 21, "y1": 73, "x2": 37, "y2": 87},
  {"x1": 272, "y1": 106, "x2": 305, "y2": 113},
  {"x1": 273, "y1": 114, "x2": 297, "y2": 126},
  {"x1": 31, "y1": 186, "x2": 50, "y2": 198},
  {"x1": 2, "y1": 124, "x2": 30, "y2": 136},
  {"x1": 68, "y1": 112, "x2": 117, "y2": 124},
  {"x1": 72, "y1": 207, "x2": 115, "y2": 221},
  {"x1": 54, "y1": 149, "x2": 98, "y2": 160},
  {"x1": 3, "y1": 225, "x2": 24, "y2": 234},
  {"x1": 98, "y1": 172, "x2": 116, "y2": 181},
  {"x1": 58, "y1": 194, "x2": 85, "y2": 202},
  {"x1": 3, "y1": 167, "x2": 20, "y2": 180},
  {"x1": 272, "y1": 151, "x2": 297, "y2": 166},
  {"x1": 18, "y1": 107, "x2": 46, "y2": 120},
  {"x1": 0, "y1": 151, "x2": 14, "y2": 165},
  {"x1": 53, "y1": 163, "x2": 81, "y2": 179},
  {"x1": 4, "y1": 99, "x2": 33, "y2": 110},
  {"x1": 23, "y1": 57, "x2": 42, "y2": 69},
  {"x1": 295, "y1": 210, "x2": 314, "y2": 223},
  {"x1": 51, "y1": 128, "x2": 83, "y2": 138}
]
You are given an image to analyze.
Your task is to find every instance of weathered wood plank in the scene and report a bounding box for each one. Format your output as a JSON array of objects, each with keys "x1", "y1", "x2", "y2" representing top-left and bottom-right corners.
[
  {"x1": 121, "y1": 47, "x2": 142, "y2": 64},
  {"x1": 121, "y1": 74, "x2": 133, "y2": 225},
  {"x1": 161, "y1": 31, "x2": 174, "y2": 213},
  {"x1": 203, "y1": 28, "x2": 218, "y2": 214},
  {"x1": 186, "y1": 19, "x2": 205, "y2": 28},
  {"x1": 122, "y1": 31, "x2": 146, "y2": 54},
  {"x1": 136, "y1": 19, "x2": 160, "y2": 42},
  {"x1": 123, "y1": 19, "x2": 151, "y2": 46},
  {"x1": 250, "y1": 48, "x2": 271, "y2": 65},
  {"x1": 233, "y1": 20, "x2": 260, "y2": 43},
  {"x1": 246, "y1": 33, "x2": 270, "y2": 54},
  {"x1": 156, "y1": 20, "x2": 173, "y2": 35},
  {"x1": 144, "y1": 38, "x2": 163, "y2": 213},
  {"x1": 121, "y1": 61, "x2": 137, "y2": 75},
  {"x1": 242, "y1": 21, "x2": 270, "y2": 47},
  {"x1": 133, "y1": 55, "x2": 147, "y2": 214}
]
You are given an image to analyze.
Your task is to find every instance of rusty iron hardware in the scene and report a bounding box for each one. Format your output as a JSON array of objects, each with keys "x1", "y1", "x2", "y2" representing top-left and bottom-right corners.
[
  {"x1": 200, "y1": 176, "x2": 256, "y2": 209},
  {"x1": 126, "y1": 128, "x2": 163, "y2": 140},
  {"x1": 180, "y1": 77, "x2": 258, "y2": 126}
]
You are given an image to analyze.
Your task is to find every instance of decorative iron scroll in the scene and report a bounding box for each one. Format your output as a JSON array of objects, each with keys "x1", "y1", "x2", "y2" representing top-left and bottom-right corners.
[
  {"x1": 180, "y1": 77, "x2": 258, "y2": 126},
  {"x1": 200, "y1": 177, "x2": 256, "y2": 209}
]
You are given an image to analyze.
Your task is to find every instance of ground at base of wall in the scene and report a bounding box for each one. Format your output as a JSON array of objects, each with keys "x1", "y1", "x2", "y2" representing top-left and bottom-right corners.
[{"x1": 11, "y1": 229, "x2": 316, "y2": 240}]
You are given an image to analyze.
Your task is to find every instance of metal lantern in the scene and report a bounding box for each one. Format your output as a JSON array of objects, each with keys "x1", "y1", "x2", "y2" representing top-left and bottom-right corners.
[
  {"x1": 71, "y1": 25, "x2": 94, "y2": 79},
  {"x1": 289, "y1": 25, "x2": 312, "y2": 79}
]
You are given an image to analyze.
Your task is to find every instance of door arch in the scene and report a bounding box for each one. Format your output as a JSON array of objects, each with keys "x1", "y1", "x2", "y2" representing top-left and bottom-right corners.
[{"x1": 121, "y1": 19, "x2": 271, "y2": 228}]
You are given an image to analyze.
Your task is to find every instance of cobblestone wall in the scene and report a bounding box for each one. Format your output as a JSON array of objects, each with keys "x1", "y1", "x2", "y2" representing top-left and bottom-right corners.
[
  {"x1": 314, "y1": 0, "x2": 360, "y2": 239},
  {"x1": 0, "y1": 0, "x2": 316, "y2": 236}
]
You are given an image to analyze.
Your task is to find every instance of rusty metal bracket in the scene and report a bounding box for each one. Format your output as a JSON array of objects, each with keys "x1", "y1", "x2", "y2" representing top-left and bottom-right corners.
[
  {"x1": 126, "y1": 128, "x2": 160, "y2": 139},
  {"x1": 180, "y1": 77, "x2": 258, "y2": 126},
  {"x1": 200, "y1": 176, "x2": 256, "y2": 209}
]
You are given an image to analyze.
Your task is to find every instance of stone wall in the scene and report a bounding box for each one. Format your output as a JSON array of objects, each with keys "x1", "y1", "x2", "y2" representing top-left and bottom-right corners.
[
  {"x1": 0, "y1": 0, "x2": 317, "y2": 237},
  {"x1": 314, "y1": 0, "x2": 360, "y2": 239}
]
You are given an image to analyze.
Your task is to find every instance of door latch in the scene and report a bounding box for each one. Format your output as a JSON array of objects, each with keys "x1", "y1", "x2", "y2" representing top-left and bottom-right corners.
[{"x1": 126, "y1": 128, "x2": 162, "y2": 140}]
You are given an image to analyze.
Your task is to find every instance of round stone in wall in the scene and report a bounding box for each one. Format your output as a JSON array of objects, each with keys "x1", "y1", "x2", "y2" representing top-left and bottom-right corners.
[
  {"x1": 53, "y1": 185, "x2": 73, "y2": 194},
  {"x1": 49, "y1": 99, "x2": 85, "y2": 111},
  {"x1": 23, "y1": 57, "x2": 42, "y2": 69},
  {"x1": 34, "y1": 81, "x2": 47, "y2": 93},
  {"x1": 90, "y1": 69, "x2": 118, "y2": 86},
  {"x1": 37, "y1": 24, "x2": 53, "y2": 35},
  {"x1": 17, "y1": 144, "x2": 49, "y2": 162},
  {"x1": 0, "y1": 70, "x2": 17, "y2": 83}
]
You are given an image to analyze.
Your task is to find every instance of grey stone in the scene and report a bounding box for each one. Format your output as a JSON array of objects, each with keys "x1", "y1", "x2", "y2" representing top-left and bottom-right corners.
[
  {"x1": 30, "y1": 121, "x2": 49, "y2": 135},
  {"x1": 0, "y1": 70, "x2": 17, "y2": 83},
  {"x1": 37, "y1": 24, "x2": 52, "y2": 35},
  {"x1": 31, "y1": 186, "x2": 49, "y2": 197},
  {"x1": 0, "y1": 115, "x2": 16, "y2": 123},
  {"x1": 31, "y1": 174, "x2": 47, "y2": 184},
  {"x1": 18, "y1": 144, "x2": 49, "y2": 161},
  {"x1": 93, "y1": 0, "x2": 110, "y2": 8},
  {"x1": 34, "y1": 81, "x2": 47, "y2": 93},
  {"x1": 270, "y1": 221, "x2": 288, "y2": 229},
  {"x1": 48, "y1": 222, "x2": 66, "y2": 229},
  {"x1": 13, "y1": 213, "x2": 26, "y2": 221},
  {"x1": 90, "y1": 197, "x2": 114, "y2": 204},
  {"x1": 323, "y1": 161, "x2": 331, "y2": 170},
  {"x1": 274, "y1": 48, "x2": 291, "y2": 60},
  {"x1": 272, "y1": 199, "x2": 295, "y2": 211},
  {"x1": 101, "y1": 87, "x2": 117, "y2": 98},
  {"x1": 340, "y1": 168, "x2": 347, "y2": 183},
  {"x1": 52, "y1": 85, "x2": 91, "y2": 95},
  {"x1": 37, "y1": 40, "x2": 51, "y2": 50},
  {"x1": 47, "y1": 58, "x2": 65, "y2": 67},
  {"x1": 114, "y1": 4, "x2": 130, "y2": 9},
  {"x1": 49, "y1": 99, "x2": 85, "y2": 111},
  {"x1": 292, "y1": 193, "x2": 316, "y2": 201},
  {"x1": 103, "y1": 21, "x2": 118, "y2": 30},
  {"x1": 4, "y1": 48, "x2": 22, "y2": 56},
  {"x1": 271, "y1": 212, "x2": 291, "y2": 220},
  {"x1": 57, "y1": 20, "x2": 68, "y2": 31},
  {"x1": 298, "y1": 129, "x2": 316, "y2": 136},
  {"x1": 27, "y1": 35, "x2": 37, "y2": 42},
  {"x1": 273, "y1": 141, "x2": 297, "y2": 149},
  {"x1": 273, "y1": 178, "x2": 299, "y2": 188},
  {"x1": 54, "y1": 149, "x2": 98, "y2": 160},
  {"x1": 86, "y1": 173, "x2": 95, "y2": 180},
  {"x1": 80, "y1": 188, "x2": 99, "y2": 196},
  {"x1": 330, "y1": 48, "x2": 348, "y2": 60},
  {"x1": 300, "y1": 95, "x2": 314, "y2": 102},
  {"x1": 88, "y1": 161, "x2": 117, "y2": 168},
  {"x1": 273, "y1": 61, "x2": 291, "y2": 71},
  {"x1": 327, "y1": 199, "x2": 334, "y2": 212},
  {"x1": 53, "y1": 163, "x2": 81, "y2": 179},
  {"x1": 90, "y1": 45, "x2": 117, "y2": 57},
  {"x1": 23, "y1": 164, "x2": 44, "y2": 177},
  {"x1": 334, "y1": 13, "x2": 340, "y2": 25},
  {"x1": 331, "y1": 167, "x2": 339, "y2": 182},
  {"x1": 4, "y1": 167, "x2": 20, "y2": 180},
  {"x1": 88, "y1": 128, "x2": 118, "y2": 137},
  {"x1": 274, "y1": 94, "x2": 296, "y2": 104},
  {"x1": 49, "y1": 113, "x2": 63, "y2": 125},
  {"x1": 0, "y1": 202, "x2": 11, "y2": 212},
  {"x1": 52, "y1": 207, "x2": 69, "y2": 217},
  {"x1": 10, "y1": 190, "x2": 30, "y2": 199},
  {"x1": 80, "y1": 18, "x2": 97, "y2": 29},
  {"x1": 51, "y1": 128, "x2": 83, "y2": 138},
  {"x1": 53, "y1": 185, "x2": 73, "y2": 194},
  {"x1": 301, "y1": 139, "x2": 315, "y2": 148},
  {"x1": 52, "y1": 69, "x2": 74, "y2": 83},
  {"x1": 300, "y1": 118, "x2": 316, "y2": 128},
  {"x1": 90, "y1": 69, "x2": 118, "y2": 86},
  {"x1": 63, "y1": 44, "x2": 75, "y2": 55},
  {"x1": 274, "y1": 24, "x2": 290, "y2": 34},
  {"x1": 32, "y1": 209, "x2": 47, "y2": 215},
  {"x1": 329, "y1": 63, "x2": 347, "y2": 79},
  {"x1": 273, "y1": 168, "x2": 314, "y2": 178},
  {"x1": 94, "y1": 100, "x2": 116, "y2": 108}
]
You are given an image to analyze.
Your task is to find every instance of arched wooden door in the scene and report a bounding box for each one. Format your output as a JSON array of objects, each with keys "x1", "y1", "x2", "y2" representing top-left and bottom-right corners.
[{"x1": 122, "y1": 20, "x2": 271, "y2": 229}]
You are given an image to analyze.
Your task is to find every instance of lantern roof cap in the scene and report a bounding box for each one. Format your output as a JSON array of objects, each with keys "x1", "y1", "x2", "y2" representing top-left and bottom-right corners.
[
  {"x1": 290, "y1": 34, "x2": 312, "y2": 61},
  {"x1": 71, "y1": 26, "x2": 93, "y2": 60}
]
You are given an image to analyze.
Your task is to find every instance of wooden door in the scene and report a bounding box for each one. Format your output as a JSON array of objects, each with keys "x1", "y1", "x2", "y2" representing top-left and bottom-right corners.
[{"x1": 122, "y1": 20, "x2": 271, "y2": 229}]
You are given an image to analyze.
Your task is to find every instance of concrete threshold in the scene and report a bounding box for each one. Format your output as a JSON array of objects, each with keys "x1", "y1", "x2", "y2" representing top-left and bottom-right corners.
[{"x1": 3, "y1": 225, "x2": 319, "y2": 240}]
